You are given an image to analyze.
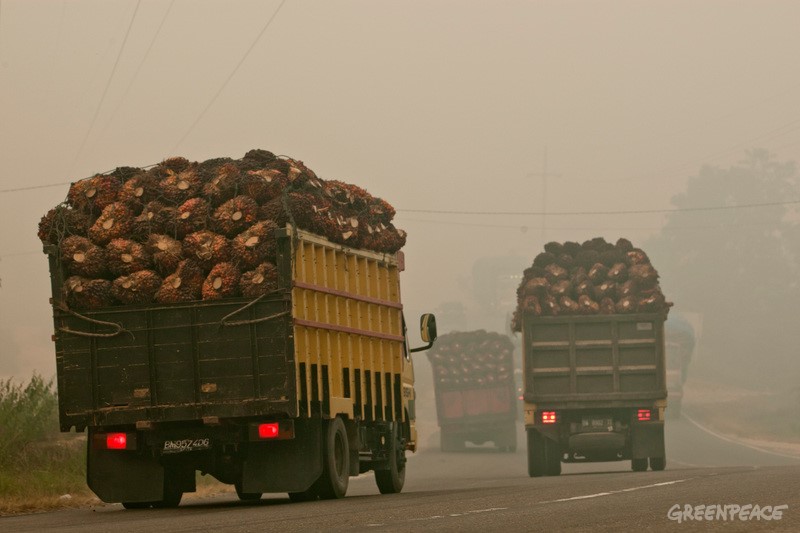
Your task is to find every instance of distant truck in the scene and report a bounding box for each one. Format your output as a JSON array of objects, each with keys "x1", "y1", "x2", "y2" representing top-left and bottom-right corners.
[
  {"x1": 522, "y1": 312, "x2": 668, "y2": 475},
  {"x1": 427, "y1": 331, "x2": 517, "y2": 452},
  {"x1": 46, "y1": 228, "x2": 436, "y2": 507},
  {"x1": 664, "y1": 314, "x2": 696, "y2": 419}
]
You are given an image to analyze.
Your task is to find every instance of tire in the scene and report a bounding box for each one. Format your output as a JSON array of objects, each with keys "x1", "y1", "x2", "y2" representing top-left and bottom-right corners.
[
  {"x1": 527, "y1": 429, "x2": 547, "y2": 477},
  {"x1": 546, "y1": 442, "x2": 562, "y2": 476},
  {"x1": 649, "y1": 457, "x2": 666, "y2": 471},
  {"x1": 235, "y1": 483, "x2": 262, "y2": 502},
  {"x1": 631, "y1": 458, "x2": 648, "y2": 472},
  {"x1": 315, "y1": 417, "x2": 350, "y2": 500},
  {"x1": 375, "y1": 422, "x2": 406, "y2": 494}
]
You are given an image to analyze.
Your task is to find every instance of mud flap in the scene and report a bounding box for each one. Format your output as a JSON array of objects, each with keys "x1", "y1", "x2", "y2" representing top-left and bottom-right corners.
[
  {"x1": 631, "y1": 422, "x2": 665, "y2": 459},
  {"x1": 87, "y1": 437, "x2": 164, "y2": 503},
  {"x1": 240, "y1": 418, "x2": 323, "y2": 493}
]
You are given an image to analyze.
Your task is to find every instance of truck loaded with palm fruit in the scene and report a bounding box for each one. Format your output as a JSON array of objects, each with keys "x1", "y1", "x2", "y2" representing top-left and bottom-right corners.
[
  {"x1": 512, "y1": 238, "x2": 672, "y2": 476},
  {"x1": 38, "y1": 149, "x2": 436, "y2": 508},
  {"x1": 427, "y1": 331, "x2": 517, "y2": 452}
]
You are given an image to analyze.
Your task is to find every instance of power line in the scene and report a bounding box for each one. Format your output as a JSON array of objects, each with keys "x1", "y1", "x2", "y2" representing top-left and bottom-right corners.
[
  {"x1": 71, "y1": 0, "x2": 142, "y2": 170},
  {"x1": 100, "y1": 0, "x2": 175, "y2": 135},
  {"x1": 171, "y1": 0, "x2": 288, "y2": 152},
  {"x1": 398, "y1": 199, "x2": 800, "y2": 217}
]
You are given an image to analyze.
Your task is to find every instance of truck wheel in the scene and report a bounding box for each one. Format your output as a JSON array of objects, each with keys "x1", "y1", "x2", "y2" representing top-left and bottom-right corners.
[
  {"x1": 631, "y1": 458, "x2": 648, "y2": 472},
  {"x1": 235, "y1": 483, "x2": 263, "y2": 502},
  {"x1": 649, "y1": 457, "x2": 666, "y2": 471},
  {"x1": 546, "y1": 443, "x2": 562, "y2": 476},
  {"x1": 315, "y1": 417, "x2": 350, "y2": 500},
  {"x1": 375, "y1": 423, "x2": 406, "y2": 494},
  {"x1": 527, "y1": 429, "x2": 547, "y2": 477}
]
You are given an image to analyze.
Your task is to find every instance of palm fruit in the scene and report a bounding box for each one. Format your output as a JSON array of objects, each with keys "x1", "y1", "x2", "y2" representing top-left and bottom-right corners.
[
  {"x1": 615, "y1": 238, "x2": 634, "y2": 253},
  {"x1": 176, "y1": 197, "x2": 210, "y2": 238},
  {"x1": 239, "y1": 169, "x2": 288, "y2": 203},
  {"x1": 145, "y1": 234, "x2": 184, "y2": 275},
  {"x1": 231, "y1": 221, "x2": 277, "y2": 270},
  {"x1": 607, "y1": 262, "x2": 628, "y2": 282},
  {"x1": 111, "y1": 270, "x2": 162, "y2": 304},
  {"x1": 63, "y1": 276, "x2": 113, "y2": 310},
  {"x1": 626, "y1": 248, "x2": 650, "y2": 266},
  {"x1": 628, "y1": 263, "x2": 659, "y2": 288},
  {"x1": 38, "y1": 205, "x2": 90, "y2": 244},
  {"x1": 87, "y1": 202, "x2": 135, "y2": 245},
  {"x1": 638, "y1": 290, "x2": 666, "y2": 312},
  {"x1": 560, "y1": 296, "x2": 580, "y2": 314},
  {"x1": 544, "y1": 241, "x2": 564, "y2": 256},
  {"x1": 60, "y1": 236, "x2": 108, "y2": 278},
  {"x1": 579, "y1": 295, "x2": 601, "y2": 314},
  {"x1": 106, "y1": 238, "x2": 151, "y2": 276},
  {"x1": 154, "y1": 259, "x2": 204, "y2": 303},
  {"x1": 574, "y1": 279, "x2": 593, "y2": 298},
  {"x1": 202, "y1": 263, "x2": 241, "y2": 300},
  {"x1": 615, "y1": 296, "x2": 638, "y2": 314},
  {"x1": 212, "y1": 195, "x2": 259, "y2": 237},
  {"x1": 156, "y1": 158, "x2": 201, "y2": 205},
  {"x1": 575, "y1": 250, "x2": 600, "y2": 269},
  {"x1": 323, "y1": 179, "x2": 369, "y2": 211},
  {"x1": 533, "y1": 252, "x2": 557, "y2": 268},
  {"x1": 599, "y1": 297, "x2": 616, "y2": 314},
  {"x1": 549, "y1": 279, "x2": 572, "y2": 298},
  {"x1": 594, "y1": 280, "x2": 617, "y2": 300},
  {"x1": 201, "y1": 162, "x2": 240, "y2": 206},
  {"x1": 131, "y1": 201, "x2": 166, "y2": 240},
  {"x1": 239, "y1": 148, "x2": 277, "y2": 170},
  {"x1": 239, "y1": 262, "x2": 280, "y2": 298},
  {"x1": 521, "y1": 277, "x2": 549, "y2": 297},
  {"x1": 541, "y1": 295, "x2": 561, "y2": 316},
  {"x1": 183, "y1": 230, "x2": 230, "y2": 270},
  {"x1": 556, "y1": 253, "x2": 575, "y2": 270},
  {"x1": 67, "y1": 174, "x2": 122, "y2": 214},
  {"x1": 617, "y1": 279, "x2": 639, "y2": 298},
  {"x1": 587, "y1": 263, "x2": 609, "y2": 284},
  {"x1": 367, "y1": 197, "x2": 396, "y2": 226},
  {"x1": 544, "y1": 263, "x2": 569, "y2": 283},
  {"x1": 360, "y1": 223, "x2": 407, "y2": 254},
  {"x1": 118, "y1": 173, "x2": 157, "y2": 209}
]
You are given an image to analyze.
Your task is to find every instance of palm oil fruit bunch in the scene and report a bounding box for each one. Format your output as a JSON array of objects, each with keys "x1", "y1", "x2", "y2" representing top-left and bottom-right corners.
[
  {"x1": 511, "y1": 237, "x2": 671, "y2": 332},
  {"x1": 426, "y1": 331, "x2": 515, "y2": 388},
  {"x1": 40, "y1": 149, "x2": 406, "y2": 309}
]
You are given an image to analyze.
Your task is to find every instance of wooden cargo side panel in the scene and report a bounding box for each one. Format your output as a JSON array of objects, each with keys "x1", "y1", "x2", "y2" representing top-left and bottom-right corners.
[{"x1": 524, "y1": 313, "x2": 666, "y2": 404}]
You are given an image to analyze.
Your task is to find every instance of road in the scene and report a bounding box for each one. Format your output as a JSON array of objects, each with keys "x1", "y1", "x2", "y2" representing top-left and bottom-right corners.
[{"x1": 4, "y1": 416, "x2": 799, "y2": 532}]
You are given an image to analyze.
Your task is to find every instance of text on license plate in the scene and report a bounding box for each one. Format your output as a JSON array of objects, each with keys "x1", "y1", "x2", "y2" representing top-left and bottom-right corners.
[{"x1": 162, "y1": 438, "x2": 210, "y2": 454}]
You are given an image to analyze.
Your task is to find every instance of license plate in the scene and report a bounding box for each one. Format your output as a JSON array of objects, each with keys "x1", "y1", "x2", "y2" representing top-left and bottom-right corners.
[{"x1": 162, "y1": 438, "x2": 211, "y2": 454}]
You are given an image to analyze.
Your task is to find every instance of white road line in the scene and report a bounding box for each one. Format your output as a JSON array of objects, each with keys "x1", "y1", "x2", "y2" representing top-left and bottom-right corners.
[
  {"x1": 540, "y1": 478, "x2": 692, "y2": 504},
  {"x1": 683, "y1": 413, "x2": 800, "y2": 460}
]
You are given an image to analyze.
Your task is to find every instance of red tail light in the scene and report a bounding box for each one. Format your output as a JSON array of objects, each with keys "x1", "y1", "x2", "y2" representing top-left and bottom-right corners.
[
  {"x1": 258, "y1": 422, "x2": 280, "y2": 439},
  {"x1": 541, "y1": 411, "x2": 557, "y2": 424},
  {"x1": 637, "y1": 409, "x2": 651, "y2": 421},
  {"x1": 106, "y1": 433, "x2": 127, "y2": 449}
]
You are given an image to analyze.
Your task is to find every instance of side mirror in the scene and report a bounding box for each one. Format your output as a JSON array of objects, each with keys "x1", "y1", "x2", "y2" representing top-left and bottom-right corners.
[{"x1": 410, "y1": 313, "x2": 437, "y2": 353}]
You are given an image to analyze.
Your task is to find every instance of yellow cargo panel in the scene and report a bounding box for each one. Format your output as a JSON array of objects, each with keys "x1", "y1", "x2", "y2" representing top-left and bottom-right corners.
[{"x1": 288, "y1": 229, "x2": 405, "y2": 422}]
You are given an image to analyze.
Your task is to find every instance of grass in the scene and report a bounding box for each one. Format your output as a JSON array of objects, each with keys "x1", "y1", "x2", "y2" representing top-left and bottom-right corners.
[{"x1": 0, "y1": 374, "x2": 234, "y2": 516}]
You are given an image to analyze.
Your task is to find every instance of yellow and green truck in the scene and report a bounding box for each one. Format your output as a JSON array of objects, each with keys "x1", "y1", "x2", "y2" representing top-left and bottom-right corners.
[{"x1": 46, "y1": 227, "x2": 435, "y2": 507}]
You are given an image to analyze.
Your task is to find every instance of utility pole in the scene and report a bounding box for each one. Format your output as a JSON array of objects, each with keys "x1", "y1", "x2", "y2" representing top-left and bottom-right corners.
[{"x1": 526, "y1": 146, "x2": 560, "y2": 242}]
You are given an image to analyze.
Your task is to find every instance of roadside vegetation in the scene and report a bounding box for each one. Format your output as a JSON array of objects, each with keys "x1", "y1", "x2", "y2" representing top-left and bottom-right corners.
[
  {"x1": 0, "y1": 374, "x2": 92, "y2": 515},
  {"x1": 0, "y1": 374, "x2": 231, "y2": 516}
]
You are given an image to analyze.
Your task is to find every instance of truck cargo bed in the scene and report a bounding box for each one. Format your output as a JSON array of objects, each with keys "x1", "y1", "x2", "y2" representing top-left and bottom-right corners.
[{"x1": 522, "y1": 312, "x2": 667, "y2": 409}]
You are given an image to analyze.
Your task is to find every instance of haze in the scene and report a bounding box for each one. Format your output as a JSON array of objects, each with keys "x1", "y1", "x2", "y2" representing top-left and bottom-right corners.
[{"x1": 1, "y1": 0, "x2": 799, "y2": 399}]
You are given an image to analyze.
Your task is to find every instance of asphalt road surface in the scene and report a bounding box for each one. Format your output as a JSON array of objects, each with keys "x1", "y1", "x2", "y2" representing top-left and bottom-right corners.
[{"x1": 4, "y1": 416, "x2": 799, "y2": 532}]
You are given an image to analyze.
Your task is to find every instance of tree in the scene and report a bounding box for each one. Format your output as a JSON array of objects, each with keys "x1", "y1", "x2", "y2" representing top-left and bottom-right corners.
[{"x1": 647, "y1": 149, "x2": 800, "y2": 389}]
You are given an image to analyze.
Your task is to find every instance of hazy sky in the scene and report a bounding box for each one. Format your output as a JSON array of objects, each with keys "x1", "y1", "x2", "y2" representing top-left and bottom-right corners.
[{"x1": 2, "y1": 0, "x2": 800, "y2": 378}]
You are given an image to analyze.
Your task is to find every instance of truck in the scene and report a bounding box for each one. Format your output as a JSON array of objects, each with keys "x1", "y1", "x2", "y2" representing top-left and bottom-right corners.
[
  {"x1": 521, "y1": 312, "x2": 668, "y2": 475},
  {"x1": 664, "y1": 313, "x2": 696, "y2": 419},
  {"x1": 46, "y1": 227, "x2": 436, "y2": 507},
  {"x1": 427, "y1": 331, "x2": 517, "y2": 452}
]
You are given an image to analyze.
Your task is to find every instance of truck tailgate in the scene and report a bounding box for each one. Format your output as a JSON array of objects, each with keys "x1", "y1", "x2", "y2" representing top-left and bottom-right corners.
[{"x1": 522, "y1": 313, "x2": 666, "y2": 408}]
